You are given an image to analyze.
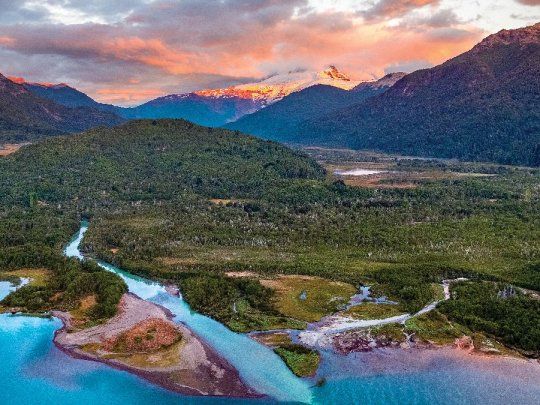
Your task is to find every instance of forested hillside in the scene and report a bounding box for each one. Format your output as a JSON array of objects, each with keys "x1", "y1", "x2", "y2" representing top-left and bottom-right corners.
[
  {"x1": 0, "y1": 119, "x2": 323, "y2": 206},
  {"x1": 292, "y1": 24, "x2": 540, "y2": 166}
]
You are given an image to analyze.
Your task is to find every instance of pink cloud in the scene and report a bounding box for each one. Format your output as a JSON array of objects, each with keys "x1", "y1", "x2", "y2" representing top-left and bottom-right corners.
[
  {"x1": 515, "y1": 0, "x2": 540, "y2": 5},
  {"x1": 363, "y1": 0, "x2": 441, "y2": 20},
  {"x1": 0, "y1": 1, "x2": 486, "y2": 104},
  {"x1": 0, "y1": 36, "x2": 14, "y2": 45},
  {"x1": 95, "y1": 87, "x2": 163, "y2": 104}
]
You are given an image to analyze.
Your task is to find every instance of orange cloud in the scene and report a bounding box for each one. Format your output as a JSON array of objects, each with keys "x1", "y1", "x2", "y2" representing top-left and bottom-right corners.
[
  {"x1": 0, "y1": 1, "x2": 486, "y2": 105},
  {"x1": 100, "y1": 37, "x2": 199, "y2": 75},
  {"x1": 206, "y1": 16, "x2": 482, "y2": 81},
  {"x1": 95, "y1": 87, "x2": 163, "y2": 104},
  {"x1": 0, "y1": 36, "x2": 14, "y2": 45},
  {"x1": 363, "y1": 0, "x2": 441, "y2": 20}
]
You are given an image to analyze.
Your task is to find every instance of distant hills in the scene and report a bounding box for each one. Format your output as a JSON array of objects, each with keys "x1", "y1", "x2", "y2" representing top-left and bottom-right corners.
[
  {"x1": 2, "y1": 65, "x2": 363, "y2": 140},
  {"x1": 17, "y1": 81, "x2": 104, "y2": 108},
  {"x1": 125, "y1": 66, "x2": 361, "y2": 126},
  {"x1": 119, "y1": 92, "x2": 262, "y2": 127},
  {"x1": 0, "y1": 74, "x2": 124, "y2": 142},
  {"x1": 17, "y1": 82, "x2": 261, "y2": 127},
  {"x1": 288, "y1": 24, "x2": 540, "y2": 166},
  {"x1": 19, "y1": 66, "x2": 360, "y2": 128},
  {"x1": 225, "y1": 73, "x2": 405, "y2": 139}
]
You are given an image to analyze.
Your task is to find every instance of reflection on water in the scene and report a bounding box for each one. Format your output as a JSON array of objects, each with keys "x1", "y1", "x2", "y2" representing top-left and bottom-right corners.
[
  {"x1": 335, "y1": 169, "x2": 386, "y2": 176},
  {"x1": 0, "y1": 278, "x2": 30, "y2": 301},
  {"x1": 0, "y1": 281, "x2": 14, "y2": 301}
]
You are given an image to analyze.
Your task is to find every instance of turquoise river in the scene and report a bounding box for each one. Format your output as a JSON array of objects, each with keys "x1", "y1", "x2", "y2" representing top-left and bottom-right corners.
[{"x1": 0, "y1": 223, "x2": 539, "y2": 404}]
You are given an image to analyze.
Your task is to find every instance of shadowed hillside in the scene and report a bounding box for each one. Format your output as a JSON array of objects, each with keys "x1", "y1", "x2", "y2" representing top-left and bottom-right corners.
[
  {"x1": 293, "y1": 24, "x2": 540, "y2": 166},
  {"x1": 0, "y1": 74, "x2": 124, "y2": 143}
]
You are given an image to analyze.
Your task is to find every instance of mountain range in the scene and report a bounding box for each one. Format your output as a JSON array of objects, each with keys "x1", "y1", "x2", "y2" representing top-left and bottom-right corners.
[
  {"x1": 1, "y1": 23, "x2": 538, "y2": 166},
  {"x1": 11, "y1": 79, "x2": 110, "y2": 109},
  {"x1": 225, "y1": 72, "x2": 405, "y2": 139},
  {"x1": 1, "y1": 65, "x2": 364, "y2": 141},
  {"x1": 284, "y1": 23, "x2": 540, "y2": 166},
  {"x1": 15, "y1": 66, "x2": 361, "y2": 128},
  {"x1": 120, "y1": 66, "x2": 360, "y2": 126},
  {"x1": 0, "y1": 74, "x2": 123, "y2": 142}
]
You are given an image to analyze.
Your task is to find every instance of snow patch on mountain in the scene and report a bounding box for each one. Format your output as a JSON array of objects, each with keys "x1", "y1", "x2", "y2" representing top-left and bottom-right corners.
[{"x1": 194, "y1": 66, "x2": 360, "y2": 105}]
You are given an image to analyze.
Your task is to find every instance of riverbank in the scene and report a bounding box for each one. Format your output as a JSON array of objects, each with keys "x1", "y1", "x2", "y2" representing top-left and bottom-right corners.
[
  {"x1": 2, "y1": 258, "x2": 538, "y2": 404},
  {"x1": 53, "y1": 292, "x2": 259, "y2": 398}
]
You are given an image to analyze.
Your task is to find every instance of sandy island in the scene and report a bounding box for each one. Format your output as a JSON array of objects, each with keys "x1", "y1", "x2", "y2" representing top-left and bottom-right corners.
[{"x1": 53, "y1": 293, "x2": 260, "y2": 398}]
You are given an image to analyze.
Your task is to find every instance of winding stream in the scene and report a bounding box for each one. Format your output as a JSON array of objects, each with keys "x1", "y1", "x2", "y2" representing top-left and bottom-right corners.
[{"x1": 65, "y1": 222, "x2": 312, "y2": 404}]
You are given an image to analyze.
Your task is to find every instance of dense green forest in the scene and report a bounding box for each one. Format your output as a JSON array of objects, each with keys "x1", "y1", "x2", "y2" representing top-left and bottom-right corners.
[
  {"x1": 0, "y1": 119, "x2": 539, "y2": 354},
  {"x1": 0, "y1": 119, "x2": 323, "y2": 321}
]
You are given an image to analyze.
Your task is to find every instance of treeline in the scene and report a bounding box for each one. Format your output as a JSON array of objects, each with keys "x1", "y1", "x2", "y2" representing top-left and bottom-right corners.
[
  {"x1": 368, "y1": 264, "x2": 490, "y2": 313},
  {"x1": 1, "y1": 245, "x2": 127, "y2": 318},
  {"x1": 439, "y1": 281, "x2": 540, "y2": 356},
  {"x1": 180, "y1": 274, "x2": 278, "y2": 329}
]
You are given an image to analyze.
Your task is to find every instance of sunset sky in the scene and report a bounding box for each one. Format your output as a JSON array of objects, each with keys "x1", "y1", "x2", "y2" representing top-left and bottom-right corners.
[{"x1": 0, "y1": 0, "x2": 538, "y2": 105}]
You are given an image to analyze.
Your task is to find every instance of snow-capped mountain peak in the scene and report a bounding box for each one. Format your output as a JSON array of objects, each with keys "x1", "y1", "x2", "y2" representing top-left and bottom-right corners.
[
  {"x1": 319, "y1": 65, "x2": 351, "y2": 81},
  {"x1": 194, "y1": 66, "x2": 359, "y2": 104}
]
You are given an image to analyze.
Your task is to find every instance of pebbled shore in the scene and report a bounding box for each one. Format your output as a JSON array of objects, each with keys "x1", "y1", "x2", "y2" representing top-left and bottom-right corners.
[{"x1": 53, "y1": 293, "x2": 260, "y2": 398}]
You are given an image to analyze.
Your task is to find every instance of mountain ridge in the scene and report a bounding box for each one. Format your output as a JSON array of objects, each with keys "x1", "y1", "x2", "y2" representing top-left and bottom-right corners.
[
  {"x1": 17, "y1": 66, "x2": 362, "y2": 127},
  {"x1": 289, "y1": 23, "x2": 540, "y2": 166},
  {"x1": 0, "y1": 73, "x2": 124, "y2": 142},
  {"x1": 121, "y1": 66, "x2": 361, "y2": 126},
  {"x1": 224, "y1": 72, "x2": 406, "y2": 139}
]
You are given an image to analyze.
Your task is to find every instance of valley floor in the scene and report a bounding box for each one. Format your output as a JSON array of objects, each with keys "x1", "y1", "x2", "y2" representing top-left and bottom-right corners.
[{"x1": 0, "y1": 126, "x2": 538, "y2": 402}]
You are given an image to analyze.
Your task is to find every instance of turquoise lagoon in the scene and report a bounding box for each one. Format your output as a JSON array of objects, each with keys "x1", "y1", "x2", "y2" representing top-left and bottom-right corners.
[{"x1": 0, "y1": 224, "x2": 539, "y2": 404}]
